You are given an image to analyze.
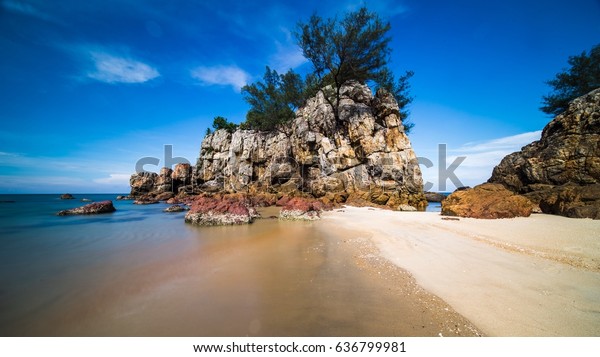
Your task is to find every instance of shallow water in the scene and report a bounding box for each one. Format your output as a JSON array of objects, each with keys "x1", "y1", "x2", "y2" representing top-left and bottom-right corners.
[{"x1": 0, "y1": 194, "x2": 462, "y2": 336}]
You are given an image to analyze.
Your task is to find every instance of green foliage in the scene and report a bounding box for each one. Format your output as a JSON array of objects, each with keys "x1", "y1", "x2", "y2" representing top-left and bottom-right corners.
[
  {"x1": 377, "y1": 69, "x2": 415, "y2": 133},
  {"x1": 205, "y1": 127, "x2": 212, "y2": 136},
  {"x1": 541, "y1": 44, "x2": 600, "y2": 116},
  {"x1": 296, "y1": 7, "x2": 411, "y2": 121},
  {"x1": 212, "y1": 116, "x2": 238, "y2": 133},
  {"x1": 241, "y1": 67, "x2": 307, "y2": 131}
]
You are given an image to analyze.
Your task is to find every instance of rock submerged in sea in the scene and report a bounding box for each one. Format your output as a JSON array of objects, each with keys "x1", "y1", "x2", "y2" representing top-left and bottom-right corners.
[
  {"x1": 441, "y1": 183, "x2": 534, "y2": 219},
  {"x1": 57, "y1": 200, "x2": 116, "y2": 216},
  {"x1": 163, "y1": 204, "x2": 188, "y2": 213},
  {"x1": 184, "y1": 195, "x2": 258, "y2": 226}
]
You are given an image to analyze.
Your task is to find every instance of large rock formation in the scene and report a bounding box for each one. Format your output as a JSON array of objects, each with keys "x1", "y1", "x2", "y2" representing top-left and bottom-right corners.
[
  {"x1": 489, "y1": 88, "x2": 600, "y2": 219},
  {"x1": 130, "y1": 81, "x2": 426, "y2": 209},
  {"x1": 187, "y1": 82, "x2": 425, "y2": 209}
]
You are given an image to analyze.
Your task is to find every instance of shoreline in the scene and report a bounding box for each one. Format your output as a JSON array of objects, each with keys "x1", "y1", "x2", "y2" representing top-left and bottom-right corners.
[{"x1": 319, "y1": 207, "x2": 600, "y2": 336}]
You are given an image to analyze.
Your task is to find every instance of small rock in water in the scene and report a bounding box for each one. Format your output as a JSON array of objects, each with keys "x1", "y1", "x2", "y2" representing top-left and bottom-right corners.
[
  {"x1": 57, "y1": 200, "x2": 116, "y2": 216},
  {"x1": 163, "y1": 205, "x2": 187, "y2": 213},
  {"x1": 60, "y1": 193, "x2": 75, "y2": 200}
]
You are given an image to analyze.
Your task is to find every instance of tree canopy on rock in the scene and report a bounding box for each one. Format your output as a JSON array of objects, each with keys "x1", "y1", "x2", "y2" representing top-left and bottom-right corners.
[
  {"x1": 241, "y1": 6, "x2": 414, "y2": 133},
  {"x1": 541, "y1": 43, "x2": 600, "y2": 116},
  {"x1": 296, "y1": 6, "x2": 413, "y2": 128},
  {"x1": 241, "y1": 67, "x2": 310, "y2": 132}
]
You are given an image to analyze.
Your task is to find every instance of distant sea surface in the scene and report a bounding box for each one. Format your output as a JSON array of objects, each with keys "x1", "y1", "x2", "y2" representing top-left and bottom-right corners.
[{"x1": 0, "y1": 194, "x2": 445, "y2": 336}]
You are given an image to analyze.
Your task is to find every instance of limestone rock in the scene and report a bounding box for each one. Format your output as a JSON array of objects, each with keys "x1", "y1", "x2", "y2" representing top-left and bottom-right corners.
[
  {"x1": 129, "y1": 81, "x2": 426, "y2": 209},
  {"x1": 489, "y1": 89, "x2": 600, "y2": 219},
  {"x1": 57, "y1": 200, "x2": 116, "y2": 216},
  {"x1": 441, "y1": 183, "x2": 534, "y2": 219}
]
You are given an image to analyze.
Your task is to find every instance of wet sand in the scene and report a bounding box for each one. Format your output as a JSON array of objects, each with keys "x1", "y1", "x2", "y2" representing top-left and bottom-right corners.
[
  {"x1": 320, "y1": 207, "x2": 600, "y2": 336},
  {"x1": 3, "y1": 207, "x2": 480, "y2": 336}
]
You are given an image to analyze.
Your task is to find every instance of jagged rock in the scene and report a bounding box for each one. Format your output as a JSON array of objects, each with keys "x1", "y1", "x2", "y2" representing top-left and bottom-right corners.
[
  {"x1": 57, "y1": 200, "x2": 116, "y2": 216},
  {"x1": 279, "y1": 197, "x2": 324, "y2": 221},
  {"x1": 60, "y1": 194, "x2": 75, "y2": 200},
  {"x1": 441, "y1": 183, "x2": 534, "y2": 219},
  {"x1": 424, "y1": 191, "x2": 446, "y2": 202},
  {"x1": 163, "y1": 205, "x2": 188, "y2": 213},
  {"x1": 184, "y1": 194, "x2": 258, "y2": 226},
  {"x1": 116, "y1": 195, "x2": 133, "y2": 200},
  {"x1": 489, "y1": 89, "x2": 600, "y2": 219}
]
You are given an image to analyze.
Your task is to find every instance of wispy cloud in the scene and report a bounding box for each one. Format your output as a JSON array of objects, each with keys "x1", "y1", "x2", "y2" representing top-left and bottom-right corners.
[
  {"x1": 87, "y1": 52, "x2": 160, "y2": 84},
  {"x1": 190, "y1": 65, "x2": 250, "y2": 91},
  {"x1": 1, "y1": 0, "x2": 56, "y2": 22},
  {"x1": 93, "y1": 173, "x2": 131, "y2": 185},
  {"x1": 270, "y1": 28, "x2": 307, "y2": 73},
  {"x1": 450, "y1": 130, "x2": 541, "y2": 186}
]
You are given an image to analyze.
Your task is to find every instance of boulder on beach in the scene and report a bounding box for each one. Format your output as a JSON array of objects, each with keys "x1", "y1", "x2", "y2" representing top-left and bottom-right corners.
[
  {"x1": 184, "y1": 194, "x2": 258, "y2": 226},
  {"x1": 279, "y1": 197, "x2": 324, "y2": 221},
  {"x1": 441, "y1": 183, "x2": 534, "y2": 219},
  {"x1": 60, "y1": 194, "x2": 75, "y2": 200},
  {"x1": 57, "y1": 200, "x2": 116, "y2": 216}
]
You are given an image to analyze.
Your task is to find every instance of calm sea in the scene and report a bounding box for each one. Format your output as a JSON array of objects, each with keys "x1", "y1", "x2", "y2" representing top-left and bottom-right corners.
[
  {"x1": 0, "y1": 194, "x2": 445, "y2": 336},
  {"x1": 0, "y1": 194, "x2": 201, "y2": 335}
]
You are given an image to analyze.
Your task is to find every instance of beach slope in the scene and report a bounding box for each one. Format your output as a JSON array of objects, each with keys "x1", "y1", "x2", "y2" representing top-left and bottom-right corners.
[{"x1": 320, "y1": 207, "x2": 600, "y2": 336}]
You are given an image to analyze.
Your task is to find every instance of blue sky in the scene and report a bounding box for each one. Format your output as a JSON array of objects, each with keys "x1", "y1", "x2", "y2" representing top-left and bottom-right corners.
[{"x1": 0, "y1": 0, "x2": 599, "y2": 193}]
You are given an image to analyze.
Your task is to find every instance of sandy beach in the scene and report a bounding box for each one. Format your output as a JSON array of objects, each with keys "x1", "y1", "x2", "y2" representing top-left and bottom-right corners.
[{"x1": 320, "y1": 207, "x2": 600, "y2": 336}]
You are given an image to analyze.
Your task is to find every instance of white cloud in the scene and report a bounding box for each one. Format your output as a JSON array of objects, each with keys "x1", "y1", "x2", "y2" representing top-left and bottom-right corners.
[
  {"x1": 421, "y1": 131, "x2": 542, "y2": 192},
  {"x1": 270, "y1": 43, "x2": 307, "y2": 73},
  {"x1": 93, "y1": 173, "x2": 131, "y2": 185},
  {"x1": 88, "y1": 52, "x2": 160, "y2": 84},
  {"x1": 1, "y1": 0, "x2": 55, "y2": 22},
  {"x1": 190, "y1": 65, "x2": 250, "y2": 91},
  {"x1": 456, "y1": 131, "x2": 542, "y2": 154}
]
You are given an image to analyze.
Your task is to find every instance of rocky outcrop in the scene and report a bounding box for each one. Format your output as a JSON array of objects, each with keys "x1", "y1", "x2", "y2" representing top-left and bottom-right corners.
[
  {"x1": 441, "y1": 183, "x2": 534, "y2": 219},
  {"x1": 489, "y1": 88, "x2": 600, "y2": 219},
  {"x1": 279, "y1": 197, "x2": 324, "y2": 221},
  {"x1": 129, "y1": 163, "x2": 193, "y2": 197},
  {"x1": 60, "y1": 194, "x2": 75, "y2": 200},
  {"x1": 184, "y1": 194, "x2": 259, "y2": 226},
  {"x1": 186, "y1": 81, "x2": 425, "y2": 209},
  {"x1": 424, "y1": 191, "x2": 446, "y2": 202},
  {"x1": 57, "y1": 200, "x2": 116, "y2": 216}
]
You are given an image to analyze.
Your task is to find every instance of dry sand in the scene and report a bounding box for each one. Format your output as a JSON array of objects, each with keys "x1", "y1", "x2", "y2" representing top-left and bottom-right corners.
[{"x1": 319, "y1": 207, "x2": 600, "y2": 336}]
